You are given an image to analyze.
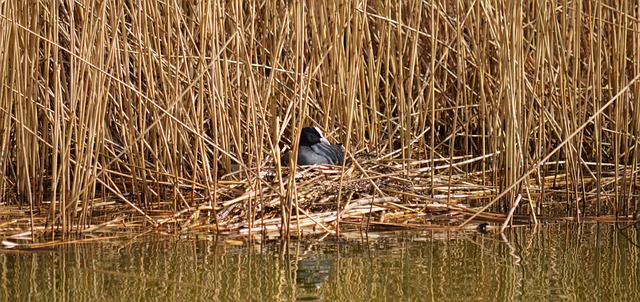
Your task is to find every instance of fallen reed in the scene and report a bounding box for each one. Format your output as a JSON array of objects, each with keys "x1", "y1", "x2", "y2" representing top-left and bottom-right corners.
[{"x1": 0, "y1": 1, "x2": 639, "y2": 243}]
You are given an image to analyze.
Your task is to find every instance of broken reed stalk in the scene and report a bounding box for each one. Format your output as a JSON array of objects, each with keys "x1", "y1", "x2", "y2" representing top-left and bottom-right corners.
[{"x1": 0, "y1": 1, "x2": 639, "y2": 241}]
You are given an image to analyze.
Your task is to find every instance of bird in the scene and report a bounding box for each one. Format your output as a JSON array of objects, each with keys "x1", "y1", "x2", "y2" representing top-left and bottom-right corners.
[{"x1": 282, "y1": 127, "x2": 344, "y2": 166}]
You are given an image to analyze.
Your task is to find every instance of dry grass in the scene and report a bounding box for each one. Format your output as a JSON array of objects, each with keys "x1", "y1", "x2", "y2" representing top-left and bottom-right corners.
[{"x1": 1, "y1": 1, "x2": 639, "y2": 244}]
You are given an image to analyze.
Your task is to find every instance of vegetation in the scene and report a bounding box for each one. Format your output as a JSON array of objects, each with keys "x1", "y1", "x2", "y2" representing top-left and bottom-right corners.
[{"x1": 1, "y1": 1, "x2": 639, "y2": 242}]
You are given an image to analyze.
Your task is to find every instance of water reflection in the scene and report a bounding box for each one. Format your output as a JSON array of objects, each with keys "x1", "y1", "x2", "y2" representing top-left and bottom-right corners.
[
  {"x1": 296, "y1": 257, "x2": 333, "y2": 288},
  {"x1": 0, "y1": 223, "x2": 638, "y2": 301}
]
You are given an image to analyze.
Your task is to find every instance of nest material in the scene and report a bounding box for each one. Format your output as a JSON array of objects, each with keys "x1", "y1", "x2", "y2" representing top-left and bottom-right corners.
[
  {"x1": 180, "y1": 155, "x2": 503, "y2": 238},
  {"x1": 2, "y1": 154, "x2": 585, "y2": 247}
]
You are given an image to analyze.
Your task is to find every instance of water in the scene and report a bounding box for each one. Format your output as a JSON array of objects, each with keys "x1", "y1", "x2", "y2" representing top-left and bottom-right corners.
[{"x1": 1, "y1": 223, "x2": 639, "y2": 301}]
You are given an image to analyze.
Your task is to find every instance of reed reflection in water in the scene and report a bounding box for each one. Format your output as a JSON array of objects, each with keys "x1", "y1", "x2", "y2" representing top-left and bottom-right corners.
[{"x1": 0, "y1": 223, "x2": 638, "y2": 301}]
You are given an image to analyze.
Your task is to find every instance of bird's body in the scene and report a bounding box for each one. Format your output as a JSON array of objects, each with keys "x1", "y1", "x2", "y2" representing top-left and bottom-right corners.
[{"x1": 282, "y1": 127, "x2": 344, "y2": 166}]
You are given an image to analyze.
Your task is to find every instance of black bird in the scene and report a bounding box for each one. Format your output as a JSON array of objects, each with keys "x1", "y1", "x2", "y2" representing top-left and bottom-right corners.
[{"x1": 282, "y1": 127, "x2": 344, "y2": 166}]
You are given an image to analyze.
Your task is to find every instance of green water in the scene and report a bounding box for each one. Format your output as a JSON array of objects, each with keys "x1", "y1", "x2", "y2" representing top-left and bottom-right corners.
[{"x1": 1, "y1": 223, "x2": 639, "y2": 301}]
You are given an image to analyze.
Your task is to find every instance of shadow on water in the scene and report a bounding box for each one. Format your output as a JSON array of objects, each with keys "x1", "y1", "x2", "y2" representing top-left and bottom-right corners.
[{"x1": 1, "y1": 223, "x2": 639, "y2": 301}]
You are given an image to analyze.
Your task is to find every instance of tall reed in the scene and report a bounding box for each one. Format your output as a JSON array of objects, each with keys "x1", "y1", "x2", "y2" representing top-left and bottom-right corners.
[{"x1": 0, "y1": 0, "x2": 639, "y2": 236}]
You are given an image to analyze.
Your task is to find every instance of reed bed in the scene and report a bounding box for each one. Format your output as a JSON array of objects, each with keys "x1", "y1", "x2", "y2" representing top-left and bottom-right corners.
[{"x1": 1, "y1": 0, "x2": 639, "y2": 244}]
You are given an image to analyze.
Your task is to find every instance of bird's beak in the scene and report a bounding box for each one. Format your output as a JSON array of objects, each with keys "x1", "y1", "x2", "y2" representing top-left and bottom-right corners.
[{"x1": 320, "y1": 137, "x2": 331, "y2": 145}]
